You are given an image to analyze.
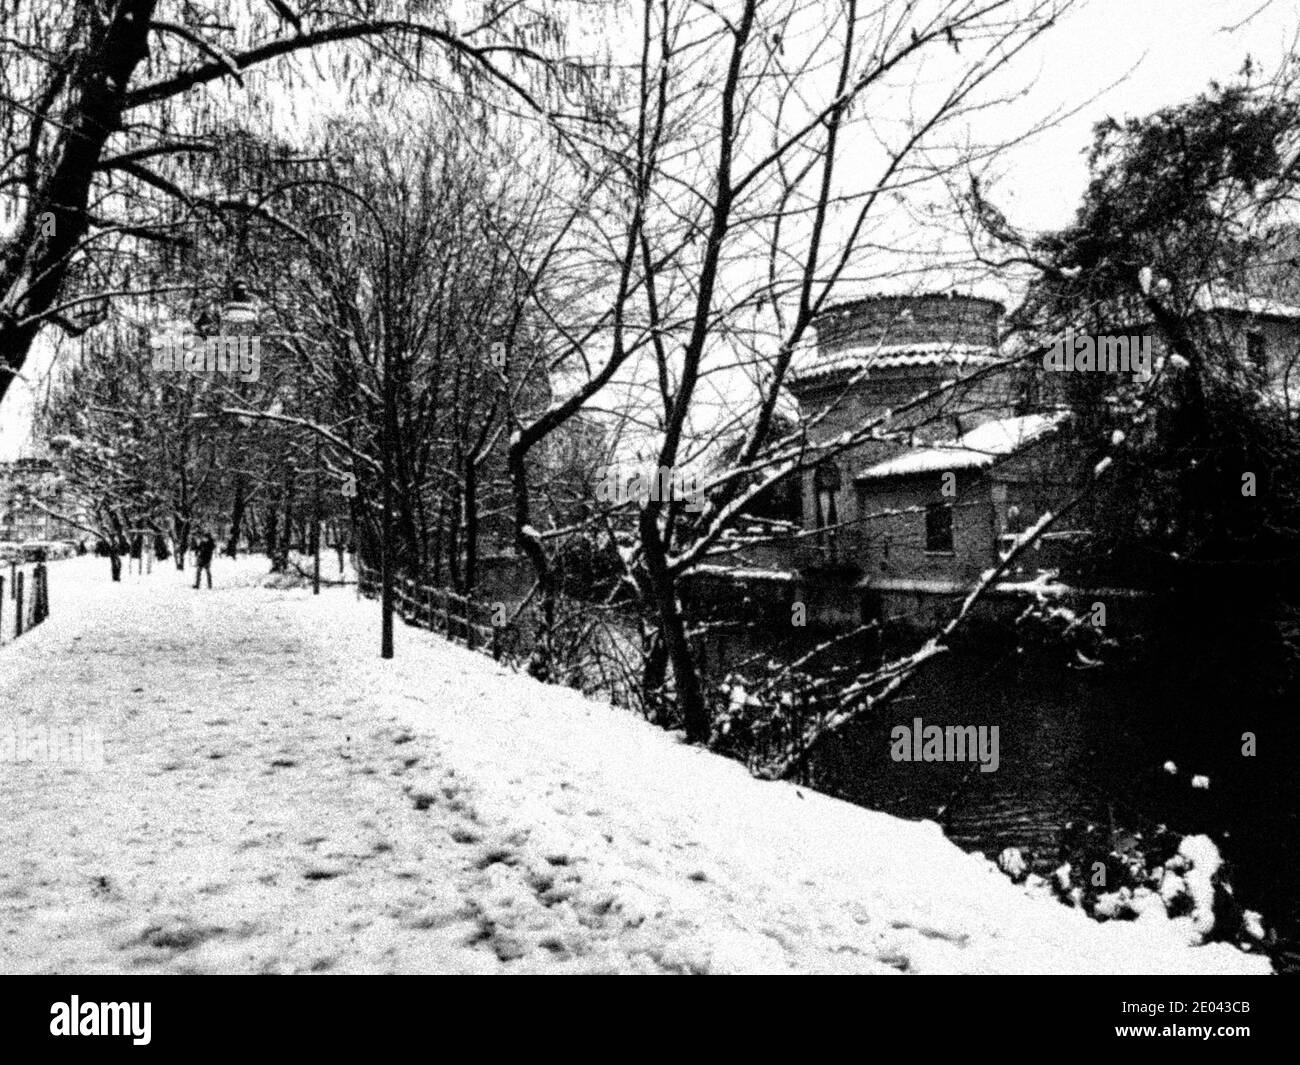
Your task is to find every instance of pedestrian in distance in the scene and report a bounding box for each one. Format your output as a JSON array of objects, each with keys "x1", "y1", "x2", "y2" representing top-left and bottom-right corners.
[{"x1": 193, "y1": 529, "x2": 216, "y2": 590}]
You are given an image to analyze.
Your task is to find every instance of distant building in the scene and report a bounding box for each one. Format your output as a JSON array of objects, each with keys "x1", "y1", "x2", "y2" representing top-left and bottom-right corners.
[
  {"x1": 0, "y1": 457, "x2": 84, "y2": 543},
  {"x1": 771, "y1": 292, "x2": 1042, "y2": 626},
  {"x1": 691, "y1": 287, "x2": 1300, "y2": 632},
  {"x1": 1191, "y1": 288, "x2": 1300, "y2": 410}
]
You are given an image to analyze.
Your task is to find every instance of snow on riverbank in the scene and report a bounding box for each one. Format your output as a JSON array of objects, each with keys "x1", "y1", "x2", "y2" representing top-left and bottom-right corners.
[{"x1": 0, "y1": 557, "x2": 1271, "y2": 973}]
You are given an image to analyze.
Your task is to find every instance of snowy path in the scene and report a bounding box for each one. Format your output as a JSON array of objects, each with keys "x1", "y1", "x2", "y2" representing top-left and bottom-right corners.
[{"x1": 0, "y1": 558, "x2": 1270, "y2": 973}]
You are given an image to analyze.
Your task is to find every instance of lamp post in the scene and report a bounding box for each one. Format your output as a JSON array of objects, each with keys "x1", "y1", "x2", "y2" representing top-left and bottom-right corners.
[
  {"x1": 380, "y1": 285, "x2": 395, "y2": 658},
  {"x1": 220, "y1": 280, "x2": 259, "y2": 332},
  {"x1": 312, "y1": 393, "x2": 322, "y2": 597},
  {"x1": 208, "y1": 280, "x2": 261, "y2": 566}
]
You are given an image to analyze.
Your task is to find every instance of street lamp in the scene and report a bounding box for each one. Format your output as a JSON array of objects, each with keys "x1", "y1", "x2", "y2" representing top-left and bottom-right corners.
[{"x1": 220, "y1": 280, "x2": 259, "y2": 331}]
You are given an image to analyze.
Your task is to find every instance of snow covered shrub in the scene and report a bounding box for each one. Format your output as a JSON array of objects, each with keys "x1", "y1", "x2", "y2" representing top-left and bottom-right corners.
[
  {"x1": 998, "y1": 818, "x2": 1269, "y2": 951},
  {"x1": 1012, "y1": 594, "x2": 1117, "y2": 666},
  {"x1": 711, "y1": 671, "x2": 819, "y2": 780}
]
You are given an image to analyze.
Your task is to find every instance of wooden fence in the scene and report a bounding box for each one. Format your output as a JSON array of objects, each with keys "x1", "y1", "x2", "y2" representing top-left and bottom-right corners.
[
  {"x1": 357, "y1": 564, "x2": 508, "y2": 660},
  {"x1": 356, "y1": 561, "x2": 817, "y2": 780},
  {"x1": 0, "y1": 561, "x2": 51, "y2": 645}
]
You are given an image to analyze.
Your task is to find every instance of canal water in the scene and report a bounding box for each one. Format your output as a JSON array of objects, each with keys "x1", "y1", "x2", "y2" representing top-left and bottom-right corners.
[{"x1": 697, "y1": 623, "x2": 1300, "y2": 972}]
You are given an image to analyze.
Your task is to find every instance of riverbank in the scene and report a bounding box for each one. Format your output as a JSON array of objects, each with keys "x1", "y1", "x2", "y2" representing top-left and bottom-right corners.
[{"x1": 0, "y1": 557, "x2": 1270, "y2": 973}]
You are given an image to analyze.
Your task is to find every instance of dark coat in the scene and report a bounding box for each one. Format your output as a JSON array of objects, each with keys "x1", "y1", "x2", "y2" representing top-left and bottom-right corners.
[{"x1": 195, "y1": 536, "x2": 216, "y2": 567}]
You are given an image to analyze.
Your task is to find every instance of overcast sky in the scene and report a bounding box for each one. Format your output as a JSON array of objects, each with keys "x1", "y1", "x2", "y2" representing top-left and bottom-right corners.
[
  {"x1": 1, "y1": 0, "x2": 1293, "y2": 461},
  {"x1": 994, "y1": 0, "x2": 1292, "y2": 233}
]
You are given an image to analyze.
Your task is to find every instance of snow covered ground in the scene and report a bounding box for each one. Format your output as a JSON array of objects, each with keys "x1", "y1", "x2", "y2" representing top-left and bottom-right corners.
[{"x1": 0, "y1": 556, "x2": 1272, "y2": 973}]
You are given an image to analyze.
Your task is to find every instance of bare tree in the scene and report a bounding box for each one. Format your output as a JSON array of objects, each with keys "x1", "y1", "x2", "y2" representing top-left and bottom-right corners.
[
  {"x1": 0, "y1": 0, "x2": 576, "y2": 410},
  {"x1": 503, "y1": 0, "x2": 1072, "y2": 740}
]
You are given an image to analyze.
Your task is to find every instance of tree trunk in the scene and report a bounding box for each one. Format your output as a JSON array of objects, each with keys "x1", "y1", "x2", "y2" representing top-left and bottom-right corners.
[
  {"x1": 226, "y1": 478, "x2": 246, "y2": 557},
  {"x1": 276, "y1": 470, "x2": 295, "y2": 571},
  {"x1": 640, "y1": 509, "x2": 709, "y2": 743},
  {"x1": 464, "y1": 461, "x2": 479, "y2": 595},
  {"x1": 508, "y1": 445, "x2": 554, "y2": 681},
  {"x1": 265, "y1": 491, "x2": 281, "y2": 571},
  {"x1": 446, "y1": 484, "x2": 462, "y2": 593},
  {"x1": 430, "y1": 493, "x2": 445, "y2": 587},
  {"x1": 174, "y1": 515, "x2": 190, "y2": 570},
  {"x1": 0, "y1": 0, "x2": 157, "y2": 409},
  {"x1": 642, "y1": 627, "x2": 668, "y2": 724}
]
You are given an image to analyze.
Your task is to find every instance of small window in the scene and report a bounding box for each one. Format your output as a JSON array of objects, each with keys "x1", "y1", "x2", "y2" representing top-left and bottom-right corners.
[
  {"x1": 813, "y1": 459, "x2": 841, "y2": 530},
  {"x1": 1247, "y1": 331, "x2": 1267, "y2": 370},
  {"x1": 925, "y1": 502, "x2": 954, "y2": 554}
]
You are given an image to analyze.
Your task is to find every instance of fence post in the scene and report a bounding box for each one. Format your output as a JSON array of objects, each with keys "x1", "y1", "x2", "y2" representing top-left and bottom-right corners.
[
  {"x1": 794, "y1": 688, "x2": 807, "y2": 787},
  {"x1": 9, "y1": 561, "x2": 14, "y2": 600},
  {"x1": 14, "y1": 571, "x2": 24, "y2": 638}
]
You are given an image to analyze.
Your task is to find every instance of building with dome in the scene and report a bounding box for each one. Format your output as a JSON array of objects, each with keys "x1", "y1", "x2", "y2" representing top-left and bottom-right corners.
[
  {"x1": 779, "y1": 291, "x2": 1070, "y2": 622},
  {"x1": 688, "y1": 286, "x2": 1300, "y2": 632}
]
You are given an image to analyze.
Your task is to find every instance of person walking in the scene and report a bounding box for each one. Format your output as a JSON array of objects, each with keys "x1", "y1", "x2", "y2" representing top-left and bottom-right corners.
[{"x1": 193, "y1": 530, "x2": 216, "y2": 590}]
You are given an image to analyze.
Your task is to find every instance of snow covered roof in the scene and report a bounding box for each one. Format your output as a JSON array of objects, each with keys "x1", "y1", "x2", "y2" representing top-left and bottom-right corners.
[
  {"x1": 856, "y1": 412, "x2": 1066, "y2": 480},
  {"x1": 689, "y1": 563, "x2": 797, "y2": 582},
  {"x1": 1194, "y1": 288, "x2": 1300, "y2": 320},
  {"x1": 789, "y1": 343, "x2": 1000, "y2": 387}
]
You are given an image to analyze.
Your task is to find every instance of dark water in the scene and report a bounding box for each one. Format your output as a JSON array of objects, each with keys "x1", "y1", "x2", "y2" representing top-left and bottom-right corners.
[{"x1": 699, "y1": 628, "x2": 1300, "y2": 971}]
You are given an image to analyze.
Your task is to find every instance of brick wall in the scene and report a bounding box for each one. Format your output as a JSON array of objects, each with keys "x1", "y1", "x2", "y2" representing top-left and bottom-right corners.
[
  {"x1": 813, "y1": 293, "x2": 1003, "y2": 354},
  {"x1": 1203, "y1": 312, "x2": 1300, "y2": 399},
  {"x1": 849, "y1": 436, "x2": 1079, "y2": 585},
  {"x1": 851, "y1": 472, "x2": 996, "y2": 584},
  {"x1": 791, "y1": 292, "x2": 1022, "y2": 557},
  {"x1": 796, "y1": 364, "x2": 1019, "y2": 538}
]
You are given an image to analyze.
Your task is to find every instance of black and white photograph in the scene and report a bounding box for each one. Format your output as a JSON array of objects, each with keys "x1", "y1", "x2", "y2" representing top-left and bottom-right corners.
[{"x1": 0, "y1": 0, "x2": 1295, "y2": 1042}]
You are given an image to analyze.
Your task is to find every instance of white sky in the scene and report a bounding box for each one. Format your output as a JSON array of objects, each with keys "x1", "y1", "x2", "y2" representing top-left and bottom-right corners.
[
  {"x1": 991, "y1": 0, "x2": 1293, "y2": 233},
  {"x1": 1, "y1": 0, "x2": 1293, "y2": 459}
]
